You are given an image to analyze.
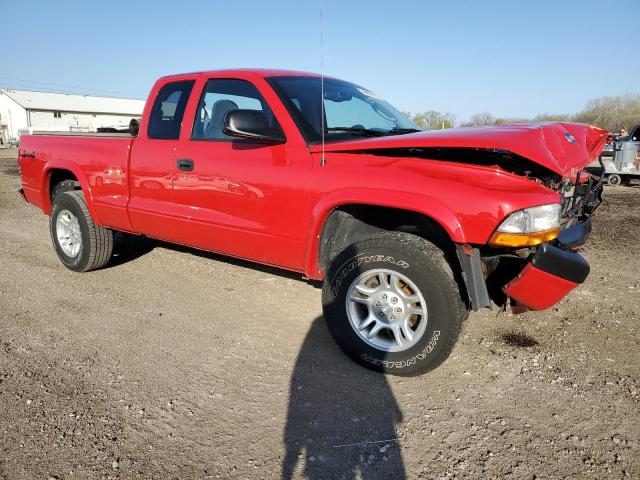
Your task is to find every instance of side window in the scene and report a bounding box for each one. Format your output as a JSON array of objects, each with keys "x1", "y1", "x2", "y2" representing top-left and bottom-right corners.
[
  {"x1": 148, "y1": 80, "x2": 195, "y2": 140},
  {"x1": 192, "y1": 79, "x2": 280, "y2": 140}
]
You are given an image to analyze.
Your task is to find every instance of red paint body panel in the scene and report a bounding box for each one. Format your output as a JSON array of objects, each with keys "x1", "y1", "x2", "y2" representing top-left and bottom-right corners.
[
  {"x1": 502, "y1": 264, "x2": 579, "y2": 310},
  {"x1": 18, "y1": 136, "x2": 135, "y2": 231},
  {"x1": 302, "y1": 153, "x2": 559, "y2": 278},
  {"x1": 16, "y1": 69, "x2": 605, "y2": 285}
]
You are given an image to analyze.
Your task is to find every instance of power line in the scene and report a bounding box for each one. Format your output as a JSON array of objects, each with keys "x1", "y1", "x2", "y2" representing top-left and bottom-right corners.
[
  {"x1": 0, "y1": 76, "x2": 145, "y2": 99},
  {"x1": 0, "y1": 75, "x2": 145, "y2": 97}
]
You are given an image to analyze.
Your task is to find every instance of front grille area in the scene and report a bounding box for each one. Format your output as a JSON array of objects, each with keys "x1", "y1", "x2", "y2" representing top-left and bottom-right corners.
[{"x1": 558, "y1": 170, "x2": 604, "y2": 228}]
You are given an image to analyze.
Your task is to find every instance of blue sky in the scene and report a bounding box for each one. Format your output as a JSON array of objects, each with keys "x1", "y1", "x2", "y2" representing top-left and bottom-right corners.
[{"x1": 1, "y1": 0, "x2": 638, "y2": 121}]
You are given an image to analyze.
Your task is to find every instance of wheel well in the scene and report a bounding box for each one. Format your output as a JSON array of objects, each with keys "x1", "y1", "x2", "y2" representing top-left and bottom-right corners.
[
  {"x1": 48, "y1": 169, "x2": 79, "y2": 202},
  {"x1": 318, "y1": 204, "x2": 469, "y2": 306},
  {"x1": 318, "y1": 205, "x2": 455, "y2": 270}
]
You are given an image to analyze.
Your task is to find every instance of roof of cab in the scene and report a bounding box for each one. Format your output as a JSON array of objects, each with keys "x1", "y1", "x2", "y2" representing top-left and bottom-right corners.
[{"x1": 160, "y1": 68, "x2": 324, "y2": 80}]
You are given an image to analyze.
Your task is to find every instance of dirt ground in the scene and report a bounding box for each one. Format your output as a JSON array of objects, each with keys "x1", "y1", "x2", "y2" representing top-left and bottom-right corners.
[{"x1": 0, "y1": 147, "x2": 638, "y2": 479}]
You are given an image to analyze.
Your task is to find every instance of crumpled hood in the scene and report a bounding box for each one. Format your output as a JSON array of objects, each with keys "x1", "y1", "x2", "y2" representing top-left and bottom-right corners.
[{"x1": 311, "y1": 122, "x2": 608, "y2": 177}]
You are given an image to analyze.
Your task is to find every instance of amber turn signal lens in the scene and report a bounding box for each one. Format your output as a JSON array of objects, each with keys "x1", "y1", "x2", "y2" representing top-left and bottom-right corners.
[{"x1": 489, "y1": 228, "x2": 560, "y2": 248}]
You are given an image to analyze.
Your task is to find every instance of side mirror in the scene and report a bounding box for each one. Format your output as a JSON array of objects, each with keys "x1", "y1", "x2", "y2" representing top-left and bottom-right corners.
[{"x1": 223, "y1": 110, "x2": 285, "y2": 144}]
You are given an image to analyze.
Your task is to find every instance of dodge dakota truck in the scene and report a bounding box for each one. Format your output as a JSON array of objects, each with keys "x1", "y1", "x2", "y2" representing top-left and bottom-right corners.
[{"x1": 17, "y1": 69, "x2": 607, "y2": 375}]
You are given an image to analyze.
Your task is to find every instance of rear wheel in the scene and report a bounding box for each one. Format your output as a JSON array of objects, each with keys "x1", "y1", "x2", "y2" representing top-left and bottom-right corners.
[
  {"x1": 49, "y1": 190, "x2": 113, "y2": 272},
  {"x1": 322, "y1": 232, "x2": 467, "y2": 376}
]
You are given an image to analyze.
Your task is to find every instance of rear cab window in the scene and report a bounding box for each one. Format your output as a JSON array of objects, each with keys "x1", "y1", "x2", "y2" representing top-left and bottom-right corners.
[{"x1": 148, "y1": 80, "x2": 195, "y2": 139}]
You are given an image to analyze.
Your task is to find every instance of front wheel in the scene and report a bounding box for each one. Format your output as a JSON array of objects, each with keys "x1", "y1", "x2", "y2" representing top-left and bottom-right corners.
[
  {"x1": 49, "y1": 190, "x2": 114, "y2": 272},
  {"x1": 322, "y1": 232, "x2": 467, "y2": 376}
]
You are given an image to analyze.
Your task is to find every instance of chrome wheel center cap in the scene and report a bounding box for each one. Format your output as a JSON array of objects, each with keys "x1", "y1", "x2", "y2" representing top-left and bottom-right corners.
[
  {"x1": 345, "y1": 268, "x2": 428, "y2": 352},
  {"x1": 374, "y1": 291, "x2": 403, "y2": 323}
]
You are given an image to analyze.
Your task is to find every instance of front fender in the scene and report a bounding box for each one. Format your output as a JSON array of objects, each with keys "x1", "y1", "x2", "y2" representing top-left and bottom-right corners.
[
  {"x1": 303, "y1": 187, "x2": 465, "y2": 280},
  {"x1": 41, "y1": 160, "x2": 102, "y2": 224}
]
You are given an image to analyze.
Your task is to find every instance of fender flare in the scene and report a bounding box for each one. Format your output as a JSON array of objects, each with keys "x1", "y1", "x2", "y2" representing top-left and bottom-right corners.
[
  {"x1": 40, "y1": 160, "x2": 102, "y2": 224},
  {"x1": 303, "y1": 187, "x2": 465, "y2": 280}
]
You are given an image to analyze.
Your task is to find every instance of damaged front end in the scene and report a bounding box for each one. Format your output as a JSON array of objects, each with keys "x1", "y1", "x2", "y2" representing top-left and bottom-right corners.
[
  {"x1": 318, "y1": 121, "x2": 608, "y2": 312},
  {"x1": 461, "y1": 164, "x2": 605, "y2": 312}
]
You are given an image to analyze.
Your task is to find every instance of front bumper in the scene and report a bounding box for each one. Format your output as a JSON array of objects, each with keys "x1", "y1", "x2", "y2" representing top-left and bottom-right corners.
[
  {"x1": 481, "y1": 168, "x2": 601, "y2": 311},
  {"x1": 501, "y1": 219, "x2": 593, "y2": 311},
  {"x1": 502, "y1": 243, "x2": 590, "y2": 310},
  {"x1": 458, "y1": 219, "x2": 594, "y2": 311}
]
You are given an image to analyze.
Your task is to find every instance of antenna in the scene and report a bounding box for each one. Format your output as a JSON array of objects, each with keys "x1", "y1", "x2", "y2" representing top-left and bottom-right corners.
[{"x1": 320, "y1": 0, "x2": 326, "y2": 167}]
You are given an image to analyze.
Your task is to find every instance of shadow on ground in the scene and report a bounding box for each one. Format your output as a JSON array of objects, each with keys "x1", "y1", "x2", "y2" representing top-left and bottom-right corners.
[
  {"x1": 110, "y1": 235, "x2": 408, "y2": 478},
  {"x1": 501, "y1": 331, "x2": 539, "y2": 348},
  {"x1": 107, "y1": 233, "x2": 308, "y2": 282},
  {"x1": 282, "y1": 317, "x2": 406, "y2": 480}
]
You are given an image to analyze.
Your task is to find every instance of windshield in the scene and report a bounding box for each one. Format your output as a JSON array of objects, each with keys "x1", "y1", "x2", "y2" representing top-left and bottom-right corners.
[{"x1": 267, "y1": 76, "x2": 420, "y2": 143}]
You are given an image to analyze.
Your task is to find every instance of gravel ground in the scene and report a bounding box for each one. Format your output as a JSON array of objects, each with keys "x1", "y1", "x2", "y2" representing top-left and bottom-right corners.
[{"x1": 0, "y1": 148, "x2": 638, "y2": 479}]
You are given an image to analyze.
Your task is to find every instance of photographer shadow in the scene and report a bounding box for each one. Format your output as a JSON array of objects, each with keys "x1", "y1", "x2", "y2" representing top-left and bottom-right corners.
[{"x1": 282, "y1": 317, "x2": 406, "y2": 480}]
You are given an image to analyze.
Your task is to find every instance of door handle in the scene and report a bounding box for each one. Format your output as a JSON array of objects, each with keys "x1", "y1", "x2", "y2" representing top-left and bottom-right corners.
[{"x1": 176, "y1": 158, "x2": 194, "y2": 171}]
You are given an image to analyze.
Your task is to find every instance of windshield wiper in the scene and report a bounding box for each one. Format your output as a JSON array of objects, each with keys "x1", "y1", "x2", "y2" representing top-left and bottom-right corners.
[
  {"x1": 326, "y1": 127, "x2": 386, "y2": 137},
  {"x1": 388, "y1": 128, "x2": 422, "y2": 135}
]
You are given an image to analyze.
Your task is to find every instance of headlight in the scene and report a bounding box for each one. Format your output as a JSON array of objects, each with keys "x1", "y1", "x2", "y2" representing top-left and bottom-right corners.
[{"x1": 489, "y1": 204, "x2": 561, "y2": 247}]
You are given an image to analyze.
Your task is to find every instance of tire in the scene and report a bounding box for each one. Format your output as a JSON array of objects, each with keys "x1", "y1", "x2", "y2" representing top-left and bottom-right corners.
[
  {"x1": 608, "y1": 174, "x2": 622, "y2": 186},
  {"x1": 49, "y1": 190, "x2": 114, "y2": 272},
  {"x1": 51, "y1": 179, "x2": 80, "y2": 200},
  {"x1": 322, "y1": 232, "x2": 467, "y2": 376}
]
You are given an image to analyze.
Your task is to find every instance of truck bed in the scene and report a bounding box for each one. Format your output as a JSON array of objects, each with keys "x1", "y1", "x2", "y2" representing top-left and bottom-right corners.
[
  {"x1": 18, "y1": 133, "x2": 135, "y2": 231},
  {"x1": 30, "y1": 131, "x2": 133, "y2": 138}
]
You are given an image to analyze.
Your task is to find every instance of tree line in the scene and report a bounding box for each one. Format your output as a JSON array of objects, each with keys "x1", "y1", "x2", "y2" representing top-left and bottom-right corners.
[{"x1": 406, "y1": 94, "x2": 640, "y2": 132}]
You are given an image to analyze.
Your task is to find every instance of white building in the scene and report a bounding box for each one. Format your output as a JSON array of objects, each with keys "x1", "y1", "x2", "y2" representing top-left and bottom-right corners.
[{"x1": 0, "y1": 88, "x2": 145, "y2": 143}]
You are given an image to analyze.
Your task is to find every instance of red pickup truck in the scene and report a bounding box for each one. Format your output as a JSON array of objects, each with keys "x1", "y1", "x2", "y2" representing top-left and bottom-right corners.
[{"x1": 17, "y1": 69, "x2": 607, "y2": 375}]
